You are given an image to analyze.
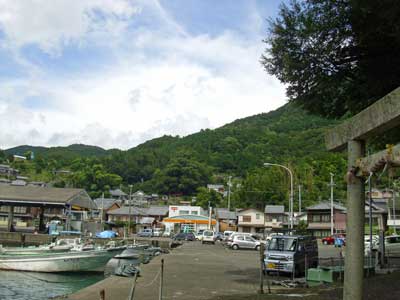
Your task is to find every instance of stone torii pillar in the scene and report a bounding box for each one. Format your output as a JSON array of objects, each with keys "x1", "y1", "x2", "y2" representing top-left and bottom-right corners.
[{"x1": 326, "y1": 87, "x2": 400, "y2": 300}]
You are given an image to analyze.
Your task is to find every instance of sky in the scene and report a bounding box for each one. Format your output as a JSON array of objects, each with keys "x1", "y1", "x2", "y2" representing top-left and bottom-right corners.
[{"x1": 0, "y1": 0, "x2": 287, "y2": 150}]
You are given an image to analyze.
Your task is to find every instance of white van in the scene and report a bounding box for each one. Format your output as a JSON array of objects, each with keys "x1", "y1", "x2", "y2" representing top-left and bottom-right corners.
[{"x1": 202, "y1": 230, "x2": 216, "y2": 244}]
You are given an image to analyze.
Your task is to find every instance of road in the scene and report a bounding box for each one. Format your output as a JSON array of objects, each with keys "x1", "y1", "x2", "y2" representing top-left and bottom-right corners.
[{"x1": 67, "y1": 240, "x2": 344, "y2": 300}]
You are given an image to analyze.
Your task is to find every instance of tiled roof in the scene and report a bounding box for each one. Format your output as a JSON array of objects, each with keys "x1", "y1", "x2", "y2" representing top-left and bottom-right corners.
[
  {"x1": 265, "y1": 205, "x2": 285, "y2": 214},
  {"x1": 215, "y1": 208, "x2": 237, "y2": 220},
  {"x1": 93, "y1": 198, "x2": 120, "y2": 210},
  {"x1": 306, "y1": 201, "x2": 346, "y2": 211},
  {"x1": 0, "y1": 185, "x2": 95, "y2": 209}
]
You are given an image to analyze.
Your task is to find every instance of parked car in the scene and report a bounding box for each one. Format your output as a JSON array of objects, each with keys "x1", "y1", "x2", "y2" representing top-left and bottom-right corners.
[
  {"x1": 264, "y1": 235, "x2": 319, "y2": 276},
  {"x1": 215, "y1": 232, "x2": 224, "y2": 241},
  {"x1": 322, "y1": 234, "x2": 346, "y2": 246},
  {"x1": 227, "y1": 233, "x2": 261, "y2": 251},
  {"x1": 202, "y1": 230, "x2": 216, "y2": 244},
  {"x1": 152, "y1": 228, "x2": 164, "y2": 237},
  {"x1": 223, "y1": 231, "x2": 236, "y2": 241},
  {"x1": 195, "y1": 229, "x2": 205, "y2": 241},
  {"x1": 137, "y1": 229, "x2": 153, "y2": 237},
  {"x1": 321, "y1": 236, "x2": 335, "y2": 245},
  {"x1": 173, "y1": 232, "x2": 196, "y2": 241},
  {"x1": 384, "y1": 235, "x2": 400, "y2": 256}
]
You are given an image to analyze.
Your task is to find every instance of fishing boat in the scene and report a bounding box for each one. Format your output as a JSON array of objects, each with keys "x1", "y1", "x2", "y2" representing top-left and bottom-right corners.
[
  {"x1": 0, "y1": 247, "x2": 125, "y2": 273},
  {"x1": 0, "y1": 244, "x2": 72, "y2": 255}
]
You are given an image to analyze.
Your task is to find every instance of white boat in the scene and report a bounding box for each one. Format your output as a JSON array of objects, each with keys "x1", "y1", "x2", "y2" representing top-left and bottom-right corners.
[
  {"x1": 0, "y1": 247, "x2": 125, "y2": 272},
  {"x1": 0, "y1": 244, "x2": 72, "y2": 255}
]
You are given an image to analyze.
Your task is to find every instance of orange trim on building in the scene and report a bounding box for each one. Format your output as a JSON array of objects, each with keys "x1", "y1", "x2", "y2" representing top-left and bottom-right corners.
[{"x1": 163, "y1": 218, "x2": 217, "y2": 225}]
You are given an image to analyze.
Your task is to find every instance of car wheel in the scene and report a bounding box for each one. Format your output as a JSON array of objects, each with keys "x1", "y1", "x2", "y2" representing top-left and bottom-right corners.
[
  {"x1": 255, "y1": 245, "x2": 260, "y2": 251},
  {"x1": 323, "y1": 240, "x2": 328, "y2": 245},
  {"x1": 232, "y1": 244, "x2": 239, "y2": 250}
]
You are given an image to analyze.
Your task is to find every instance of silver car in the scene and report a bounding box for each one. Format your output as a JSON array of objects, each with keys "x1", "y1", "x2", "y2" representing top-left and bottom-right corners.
[{"x1": 227, "y1": 234, "x2": 261, "y2": 250}]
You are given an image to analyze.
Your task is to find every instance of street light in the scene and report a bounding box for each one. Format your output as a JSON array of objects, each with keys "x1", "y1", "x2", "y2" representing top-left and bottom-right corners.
[{"x1": 264, "y1": 163, "x2": 294, "y2": 230}]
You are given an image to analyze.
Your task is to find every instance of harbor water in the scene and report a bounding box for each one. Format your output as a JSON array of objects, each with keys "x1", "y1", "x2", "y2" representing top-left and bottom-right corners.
[{"x1": 0, "y1": 257, "x2": 140, "y2": 300}]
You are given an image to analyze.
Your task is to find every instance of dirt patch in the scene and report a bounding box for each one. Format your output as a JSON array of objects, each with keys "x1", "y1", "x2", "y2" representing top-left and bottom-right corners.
[{"x1": 207, "y1": 272, "x2": 400, "y2": 300}]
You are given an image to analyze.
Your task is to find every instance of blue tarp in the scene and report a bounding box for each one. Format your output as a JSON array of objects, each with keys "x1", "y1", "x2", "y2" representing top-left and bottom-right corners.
[{"x1": 96, "y1": 230, "x2": 117, "y2": 238}]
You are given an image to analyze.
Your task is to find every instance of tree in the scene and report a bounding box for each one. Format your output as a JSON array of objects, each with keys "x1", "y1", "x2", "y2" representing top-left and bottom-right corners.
[
  {"x1": 195, "y1": 187, "x2": 223, "y2": 210},
  {"x1": 153, "y1": 155, "x2": 211, "y2": 195},
  {"x1": 262, "y1": 0, "x2": 400, "y2": 118}
]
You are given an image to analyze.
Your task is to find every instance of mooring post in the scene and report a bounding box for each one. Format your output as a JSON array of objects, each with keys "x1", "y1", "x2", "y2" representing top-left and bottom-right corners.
[
  {"x1": 99, "y1": 289, "x2": 105, "y2": 300},
  {"x1": 159, "y1": 258, "x2": 164, "y2": 300},
  {"x1": 343, "y1": 140, "x2": 365, "y2": 300},
  {"x1": 258, "y1": 243, "x2": 264, "y2": 294}
]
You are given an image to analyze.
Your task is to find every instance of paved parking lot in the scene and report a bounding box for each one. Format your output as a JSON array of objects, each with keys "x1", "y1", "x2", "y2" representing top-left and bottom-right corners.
[{"x1": 68, "y1": 240, "x2": 345, "y2": 300}]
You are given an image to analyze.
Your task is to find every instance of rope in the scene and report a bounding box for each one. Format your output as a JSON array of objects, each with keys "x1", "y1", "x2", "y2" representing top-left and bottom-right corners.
[{"x1": 136, "y1": 269, "x2": 161, "y2": 288}]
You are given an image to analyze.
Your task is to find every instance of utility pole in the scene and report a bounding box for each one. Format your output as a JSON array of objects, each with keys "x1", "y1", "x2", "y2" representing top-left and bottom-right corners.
[
  {"x1": 393, "y1": 187, "x2": 397, "y2": 235},
  {"x1": 298, "y1": 185, "x2": 302, "y2": 214},
  {"x1": 128, "y1": 185, "x2": 133, "y2": 236},
  {"x1": 208, "y1": 201, "x2": 212, "y2": 230},
  {"x1": 227, "y1": 176, "x2": 232, "y2": 211},
  {"x1": 100, "y1": 192, "x2": 104, "y2": 229},
  {"x1": 329, "y1": 173, "x2": 335, "y2": 236}
]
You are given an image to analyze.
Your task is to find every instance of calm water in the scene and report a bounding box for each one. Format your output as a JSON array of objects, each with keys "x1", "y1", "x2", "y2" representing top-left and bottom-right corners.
[
  {"x1": 0, "y1": 257, "x2": 140, "y2": 300},
  {"x1": 0, "y1": 271, "x2": 104, "y2": 300}
]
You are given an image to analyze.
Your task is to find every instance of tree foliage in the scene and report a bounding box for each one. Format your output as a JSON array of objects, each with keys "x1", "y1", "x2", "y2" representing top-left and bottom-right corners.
[{"x1": 262, "y1": 0, "x2": 400, "y2": 118}]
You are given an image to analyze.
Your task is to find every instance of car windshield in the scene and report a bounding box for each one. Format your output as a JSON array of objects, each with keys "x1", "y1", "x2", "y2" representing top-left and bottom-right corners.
[
  {"x1": 204, "y1": 231, "x2": 213, "y2": 236},
  {"x1": 268, "y1": 237, "x2": 297, "y2": 252}
]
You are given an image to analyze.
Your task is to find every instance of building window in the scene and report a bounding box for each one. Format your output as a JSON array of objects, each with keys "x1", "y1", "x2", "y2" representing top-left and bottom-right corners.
[
  {"x1": 191, "y1": 211, "x2": 198, "y2": 215},
  {"x1": 14, "y1": 207, "x2": 27, "y2": 214},
  {"x1": 242, "y1": 227, "x2": 251, "y2": 233},
  {"x1": 179, "y1": 210, "x2": 189, "y2": 215},
  {"x1": 312, "y1": 215, "x2": 321, "y2": 222},
  {"x1": 256, "y1": 214, "x2": 260, "y2": 220},
  {"x1": 321, "y1": 214, "x2": 330, "y2": 222},
  {"x1": 242, "y1": 215, "x2": 251, "y2": 222}
]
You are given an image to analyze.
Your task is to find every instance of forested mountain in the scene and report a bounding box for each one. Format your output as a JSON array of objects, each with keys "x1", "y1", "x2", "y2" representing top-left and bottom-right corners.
[
  {"x1": 5, "y1": 144, "x2": 108, "y2": 160},
  {"x1": 1, "y1": 103, "x2": 347, "y2": 210}
]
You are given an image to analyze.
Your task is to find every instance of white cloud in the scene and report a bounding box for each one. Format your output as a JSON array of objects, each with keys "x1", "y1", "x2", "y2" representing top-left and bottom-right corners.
[
  {"x1": 0, "y1": 0, "x2": 286, "y2": 150},
  {"x1": 0, "y1": 0, "x2": 139, "y2": 54}
]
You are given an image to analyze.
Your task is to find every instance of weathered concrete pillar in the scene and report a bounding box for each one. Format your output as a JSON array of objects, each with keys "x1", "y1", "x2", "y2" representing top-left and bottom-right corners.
[
  {"x1": 7, "y1": 206, "x2": 14, "y2": 232},
  {"x1": 39, "y1": 207, "x2": 45, "y2": 232},
  {"x1": 343, "y1": 140, "x2": 365, "y2": 300}
]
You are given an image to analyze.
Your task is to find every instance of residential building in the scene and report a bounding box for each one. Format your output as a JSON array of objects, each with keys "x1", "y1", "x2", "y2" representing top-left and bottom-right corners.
[
  {"x1": 109, "y1": 188, "x2": 128, "y2": 201},
  {"x1": 93, "y1": 198, "x2": 121, "y2": 221},
  {"x1": 0, "y1": 185, "x2": 96, "y2": 233},
  {"x1": 264, "y1": 205, "x2": 285, "y2": 230},
  {"x1": 107, "y1": 205, "x2": 169, "y2": 232},
  {"x1": 207, "y1": 184, "x2": 225, "y2": 195},
  {"x1": 306, "y1": 202, "x2": 346, "y2": 237},
  {"x1": 237, "y1": 208, "x2": 265, "y2": 234},
  {"x1": 215, "y1": 208, "x2": 237, "y2": 232}
]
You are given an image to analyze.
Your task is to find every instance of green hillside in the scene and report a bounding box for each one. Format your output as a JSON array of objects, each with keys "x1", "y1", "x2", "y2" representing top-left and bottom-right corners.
[
  {"x1": 0, "y1": 103, "x2": 347, "y2": 209},
  {"x1": 5, "y1": 144, "x2": 108, "y2": 160}
]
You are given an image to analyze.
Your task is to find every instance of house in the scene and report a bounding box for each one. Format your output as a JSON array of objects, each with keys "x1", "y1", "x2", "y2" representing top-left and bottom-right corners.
[
  {"x1": 237, "y1": 208, "x2": 265, "y2": 234},
  {"x1": 207, "y1": 184, "x2": 225, "y2": 195},
  {"x1": 264, "y1": 205, "x2": 285, "y2": 230},
  {"x1": 109, "y1": 188, "x2": 128, "y2": 201},
  {"x1": 107, "y1": 205, "x2": 169, "y2": 232},
  {"x1": 93, "y1": 198, "x2": 121, "y2": 221},
  {"x1": 367, "y1": 188, "x2": 400, "y2": 231},
  {"x1": 306, "y1": 202, "x2": 346, "y2": 237},
  {"x1": 215, "y1": 208, "x2": 237, "y2": 232},
  {"x1": 0, "y1": 185, "x2": 96, "y2": 233},
  {"x1": 0, "y1": 164, "x2": 18, "y2": 177}
]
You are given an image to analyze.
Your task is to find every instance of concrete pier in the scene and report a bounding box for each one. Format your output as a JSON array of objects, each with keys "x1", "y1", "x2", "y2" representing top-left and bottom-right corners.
[{"x1": 67, "y1": 242, "x2": 261, "y2": 300}]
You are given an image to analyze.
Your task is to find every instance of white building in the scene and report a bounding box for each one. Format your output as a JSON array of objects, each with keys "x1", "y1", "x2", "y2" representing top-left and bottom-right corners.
[{"x1": 168, "y1": 205, "x2": 205, "y2": 218}]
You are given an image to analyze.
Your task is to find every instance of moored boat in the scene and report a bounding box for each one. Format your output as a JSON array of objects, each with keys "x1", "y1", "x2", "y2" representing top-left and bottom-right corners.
[
  {"x1": 0, "y1": 244, "x2": 72, "y2": 255},
  {"x1": 0, "y1": 247, "x2": 125, "y2": 273}
]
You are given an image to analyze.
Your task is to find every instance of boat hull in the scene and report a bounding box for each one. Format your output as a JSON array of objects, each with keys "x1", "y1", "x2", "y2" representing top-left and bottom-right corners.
[{"x1": 0, "y1": 249, "x2": 124, "y2": 273}]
